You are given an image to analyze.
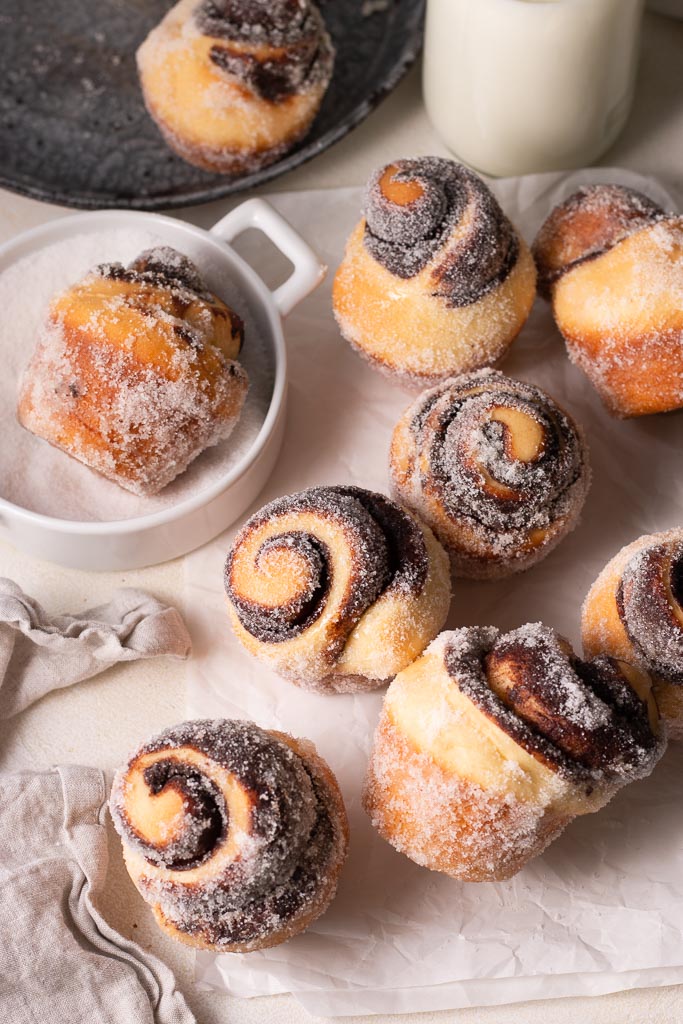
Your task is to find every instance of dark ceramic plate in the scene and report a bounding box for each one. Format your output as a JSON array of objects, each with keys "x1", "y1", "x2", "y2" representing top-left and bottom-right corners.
[{"x1": 0, "y1": 0, "x2": 424, "y2": 211}]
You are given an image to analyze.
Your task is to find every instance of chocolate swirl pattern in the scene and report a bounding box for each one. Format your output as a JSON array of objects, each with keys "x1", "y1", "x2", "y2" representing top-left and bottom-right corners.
[
  {"x1": 198, "y1": 0, "x2": 332, "y2": 102},
  {"x1": 364, "y1": 625, "x2": 663, "y2": 882},
  {"x1": 333, "y1": 157, "x2": 537, "y2": 385},
  {"x1": 225, "y1": 485, "x2": 451, "y2": 693},
  {"x1": 363, "y1": 158, "x2": 519, "y2": 305},
  {"x1": 390, "y1": 369, "x2": 590, "y2": 579},
  {"x1": 137, "y1": 0, "x2": 334, "y2": 174},
  {"x1": 533, "y1": 184, "x2": 683, "y2": 417},
  {"x1": 110, "y1": 719, "x2": 349, "y2": 952},
  {"x1": 583, "y1": 529, "x2": 683, "y2": 739},
  {"x1": 17, "y1": 246, "x2": 248, "y2": 496}
]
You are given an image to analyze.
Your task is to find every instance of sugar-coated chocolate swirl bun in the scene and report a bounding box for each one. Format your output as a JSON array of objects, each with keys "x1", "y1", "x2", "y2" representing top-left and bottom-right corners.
[
  {"x1": 533, "y1": 184, "x2": 683, "y2": 417},
  {"x1": 225, "y1": 485, "x2": 451, "y2": 693},
  {"x1": 137, "y1": 0, "x2": 334, "y2": 174},
  {"x1": 333, "y1": 157, "x2": 537, "y2": 386},
  {"x1": 17, "y1": 246, "x2": 248, "y2": 496},
  {"x1": 110, "y1": 719, "x2": 349, "y2": 952},
  {"x1": 390, "y1": 369, "x2": 590, "y2": 579},
  {"x1": 583, "y1": 529, "x2": 683, "y2": 739},
  {"x1": 364, "y1": 625, "x2": 663, "y2": 882},
  {"x1": 197, "y1": 0, "x2": 330, "y2": 100}
]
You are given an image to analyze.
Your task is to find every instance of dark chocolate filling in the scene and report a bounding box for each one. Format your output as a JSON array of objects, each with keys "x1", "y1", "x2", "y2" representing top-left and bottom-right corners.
[
  {"x1": 331, "y1": 485, "x2": 429, "y2": 596},
  {"x1": 136, "y1": 761, "x2": 227, "y2": 871},
  {"x1": 672, "y1": 552, "x2": 683, "y2": 608},
  {"x1": 95, "y1": 246, "x2": 245, "y2": 353},
  {"x1": 99, "y1": 247, "x2": 204, "y2": 293},
  {"x1": 444, "y1": 625, "x2": 658, "y2": 783},
  {"x1": 196, "y1": 0, "x2": 313, "y2": 43},
  {"x1": 209, "y1": 39, "x2": 321, "y2": 102},
  {"x1": 362, "y1": 157, "x2": 520, "y2": 307},
  {"x1": 230, "y1": 531, "x2": 332, "y2": 642},
  {"x1": 618, "y1": 541, "x2": 683, "y2": 683}
]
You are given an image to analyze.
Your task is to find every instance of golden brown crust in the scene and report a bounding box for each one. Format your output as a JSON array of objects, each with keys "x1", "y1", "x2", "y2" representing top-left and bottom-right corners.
[
  {"x1": 582, "y1": 529, "x2": 683, "y2": 739},
  {"x1": 364, "y1": 626, "x2": 663, "y2": 881},
  {"x1": 533, "y1": 185, "x2": 683, "y2": 418},
  {"x1": 17, "y1": 247, "x2": 248, "y2": 496},
  {"x1": 364, "y1": 713, "x2": 573, "y2": 882},
  {"x1": 137, "y1": 0, "x2": 334, "y2": 175},
  {"x1": 111, "y1": 720, "x2": 349, "y2": 952},
  {"x1": 332, "y1": 158, "x2": 537, "y2": 386},
  {"x1": 147, "y1": 105, "x2": 313, "y2": 176}
]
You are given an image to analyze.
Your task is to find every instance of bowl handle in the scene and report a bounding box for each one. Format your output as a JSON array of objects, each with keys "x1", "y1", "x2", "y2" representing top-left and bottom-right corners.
[{"x1": 209, "y1": 198, "x2": 326, "y2": 317}]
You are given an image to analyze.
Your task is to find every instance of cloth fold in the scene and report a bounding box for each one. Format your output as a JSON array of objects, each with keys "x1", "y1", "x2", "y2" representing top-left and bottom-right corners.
[
  {"x1": 0, "y1": 578, "x2": 191, "y2": 718},
  {"x1": 0, "y1": 765, "x2": 196, "y2": 1024}
]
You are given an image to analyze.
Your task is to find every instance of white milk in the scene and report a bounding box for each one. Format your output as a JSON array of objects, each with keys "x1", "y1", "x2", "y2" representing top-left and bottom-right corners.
[{"x1": 423, "y1": 0, "x2": 644, "y2": 177}]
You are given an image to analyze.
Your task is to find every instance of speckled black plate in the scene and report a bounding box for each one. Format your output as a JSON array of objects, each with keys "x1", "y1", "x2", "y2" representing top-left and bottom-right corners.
[{"x1": 0, "y1": 0, "x2": 424, "y2": 210}]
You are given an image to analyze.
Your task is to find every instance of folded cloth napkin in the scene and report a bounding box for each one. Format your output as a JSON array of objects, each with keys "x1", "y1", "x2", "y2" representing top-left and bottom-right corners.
[
  {"x1": 0, "y1": 578, "x2": 191, "y2": 718},
  {"x1": 0, "y1": 766, "x2": 196, "y2": 1024}
]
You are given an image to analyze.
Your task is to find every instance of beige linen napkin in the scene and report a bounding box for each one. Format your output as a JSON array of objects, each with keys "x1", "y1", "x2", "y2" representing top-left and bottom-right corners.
[
  {"x1": 0, "y1": 765, "x2": 196, "y2": 1024},
  {"x1": 0, "y1": 578, "x2": 191, "y2": 718}
]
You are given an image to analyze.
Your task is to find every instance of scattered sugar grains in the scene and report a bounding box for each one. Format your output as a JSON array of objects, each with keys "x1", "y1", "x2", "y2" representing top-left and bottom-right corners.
[{"x1": 0, "y1": 230, "x2": 273, "y2": 521}]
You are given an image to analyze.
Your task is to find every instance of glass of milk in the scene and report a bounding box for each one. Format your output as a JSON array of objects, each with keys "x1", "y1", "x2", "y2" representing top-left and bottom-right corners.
[{"x1": 423, "y1": 0, "x2": 645, "y2": 177}]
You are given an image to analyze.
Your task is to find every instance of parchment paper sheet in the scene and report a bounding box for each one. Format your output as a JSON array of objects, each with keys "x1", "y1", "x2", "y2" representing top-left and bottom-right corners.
[{"x1": 183, "y1": 169, "x2": 683, "y2": 1016}]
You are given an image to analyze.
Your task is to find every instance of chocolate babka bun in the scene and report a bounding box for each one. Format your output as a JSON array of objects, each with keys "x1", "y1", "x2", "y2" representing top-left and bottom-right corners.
[
  {"x1": 532, "y1": 184, "x2": 683, "y2": 418},
  {"x1": 364, "y1": 625, "x2": 664, "y2": 882},
  {"x1": 196, "y1": 0, "x2": 334, "y2": 102},
  {"x1": 583, "y1": 529, "x2": 683, "y2": 738},
  {"x1": 225, "y1": 485, "x2": 450, "y2": 693},
  {"x1": 136, "y1": 0, "x2": 334, "y2": 175},
  {"x1": 390, "y1": 369, "x2": 590, "y2": 579},
  {"x1": 17, "y1": 246, "x2": 248, "y2": 497},
  {"x1": 332, "y1": 158, "x2": 537, "y2": 386},
  {"x1": 110, "y1": 719, "x2": 349, "y2": 952},
  {"x1": 533, "y1": 185, "x2": 665, "y2": 299}
]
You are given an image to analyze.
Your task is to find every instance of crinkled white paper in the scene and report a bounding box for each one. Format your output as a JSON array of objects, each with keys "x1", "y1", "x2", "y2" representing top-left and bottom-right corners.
[{"x1": 184, "y1": 169, "x2": 683, "y2": 1016}]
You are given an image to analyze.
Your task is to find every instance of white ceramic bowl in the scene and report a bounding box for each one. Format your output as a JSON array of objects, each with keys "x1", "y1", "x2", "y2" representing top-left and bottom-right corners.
[{"x1": 0, "y1": 199, "x2": 325, "y2": 571}]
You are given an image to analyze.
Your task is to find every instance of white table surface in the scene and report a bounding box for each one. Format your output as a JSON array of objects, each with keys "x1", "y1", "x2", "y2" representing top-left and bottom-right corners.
[{"x1": 1, "y1": 12, "x2": 683, "y2": 1024}]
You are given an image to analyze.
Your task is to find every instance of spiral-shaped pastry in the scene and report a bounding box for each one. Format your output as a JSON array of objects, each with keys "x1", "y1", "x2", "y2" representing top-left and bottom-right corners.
[
  {"x1": 364, "y1": 625, "x2": 663, "y2": 882},
  {"x1": 582, "y1": 529, "x2": 683, "y2": 739},
  {"x1": 225, "y1": 485, "x2": 451, "y2": 693},
  {"x1": 110, "y1": 719, "x2": 349, "y2": 951},
  {"x1": 533, "y1": 184, "x2": 683, "y2": 417},
  {"x1": 332, "y1": 157, "x2": 537, "y2": 386},
  {"x1": 390, "y1": 369, "x2": 590, "y2": 580},
  {"x1": 137, "y1": 0, "x2": 334, "y2": 174},
  {"x1": 17, "y1": 246, "x2": 248, "y2": 496}
]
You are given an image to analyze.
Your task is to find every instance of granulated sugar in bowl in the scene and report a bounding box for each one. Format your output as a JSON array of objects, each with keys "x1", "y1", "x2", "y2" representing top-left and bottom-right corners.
[{"x1": 0, "y1": 201, "x2": 325, "y2": 570}]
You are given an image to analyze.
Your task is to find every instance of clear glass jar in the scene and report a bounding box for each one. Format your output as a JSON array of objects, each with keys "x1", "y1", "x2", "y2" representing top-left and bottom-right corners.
[{"x1": 423, "y1": 0, "x2": 645, "y2": 177}]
